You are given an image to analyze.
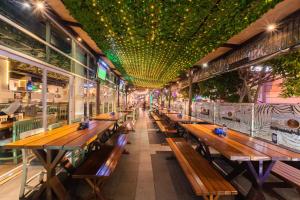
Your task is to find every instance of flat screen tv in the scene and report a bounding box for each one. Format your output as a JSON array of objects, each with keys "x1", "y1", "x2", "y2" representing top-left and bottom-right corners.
[{"x1": 97, "y1": 61, "x2": 107, "y2": 80}]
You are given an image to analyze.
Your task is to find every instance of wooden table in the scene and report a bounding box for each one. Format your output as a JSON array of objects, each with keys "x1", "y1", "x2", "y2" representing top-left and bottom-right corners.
[
  {"x1": 160, "y1": 109, "x2": 180, "y2": 115},
  {"x1": 165, "y1": 113, "x2": 205, "y2": 123},
  {"x1": 92, "y1": 113, "x2": 124, "y2": 121},
  {"x1": 5, "y1": 120, "x2": 114, "y2": 200},
  {"x1": 181, "y1": 123, "x2": 300, "y2": 200}
]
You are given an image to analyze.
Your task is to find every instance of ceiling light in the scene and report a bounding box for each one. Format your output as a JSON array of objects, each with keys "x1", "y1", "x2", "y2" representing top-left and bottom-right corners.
[
  {"x1": 267, "y1": 23, "x2": 277, "y2": 32},
  {"x1": 35, "y1": 1, "x2": 45, "y2": 11},
  {"x1": 77, "y1": 37, "x2": 82, "y2": 42},
  {"x1": 66, "y1": 37, "x2": 70, "y2": 41},
  {"x1": 202, "y1": 63, "x2": 208, "y2": 68}
]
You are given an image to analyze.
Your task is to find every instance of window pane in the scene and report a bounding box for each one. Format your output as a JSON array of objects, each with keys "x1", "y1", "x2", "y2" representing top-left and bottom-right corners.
[{"x1": 47, "y1": 71, "x2": 69, "y2": 126}]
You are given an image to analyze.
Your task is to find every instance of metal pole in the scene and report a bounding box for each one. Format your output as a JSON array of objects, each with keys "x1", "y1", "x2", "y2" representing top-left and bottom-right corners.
[
  {"x1": 250, "y1": 103, "x2": 255, "y2": 137},
  {"x1": 168, "y1": 87, "x2": 171, "y2": 109},
  {"x1": 42, "y1": 69, "x2": 47, "y2": 130},
  {"x1": 188, "y1": 69, "x2": 193, "y2": 116},
  {"x1": 96, "y1": 80, "x2": 100, "y2": 115}
]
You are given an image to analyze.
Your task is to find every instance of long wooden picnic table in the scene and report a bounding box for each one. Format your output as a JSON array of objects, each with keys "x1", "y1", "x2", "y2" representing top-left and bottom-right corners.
[
  {"x1": 165, "y1": 113, "x2": 205, "y2": 123},
  {"x1": 181, "y1": 123, "x2": 300, "y2": 200},
  {"x1": 92, "y1": 112, "x2": 124, "y2": 121},
  {"x1": 5, "y1": 120, "x2": 114, "y2": 200}
]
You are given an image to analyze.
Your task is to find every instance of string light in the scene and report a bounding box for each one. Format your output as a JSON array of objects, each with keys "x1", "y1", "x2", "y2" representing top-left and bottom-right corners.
[{"x1": 62, "y1": 0, "x2": 279, "y2": 88}]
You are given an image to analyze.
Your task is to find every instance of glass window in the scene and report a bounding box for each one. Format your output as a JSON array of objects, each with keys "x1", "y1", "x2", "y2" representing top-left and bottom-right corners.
[
  {"x1": 88, "y1": 82, "x2": 97, "y2": 117},
  {"x1": 76, "y1": 44, "x2": 87, "y2": 66},
  {"x1": 50, "y1": 23, "x2": 71, "y2": 55},
  {"x1": 47, "y1": 71, "x2": 70, "y2": 126},
  {"x1": 0, "y1": 1, "x2": 46, "y2": 40},
  {"x1": 74, "y1": 77, "x2": 87, "y2": 119},
  {"x1": 0, "y1": 58, "x2": 43, "y2": 174}
]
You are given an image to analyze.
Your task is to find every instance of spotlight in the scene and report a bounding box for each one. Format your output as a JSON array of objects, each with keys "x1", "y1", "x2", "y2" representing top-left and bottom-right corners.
[
  {"x1": 202, "y1": 63, "x2": 208, "y2": 68},
  {"x1": 35, "y1": 1, "x2": 45, "y2": 10},
  {"x1": 267, "y1": 23, "x2": 277, "y2": 32}
]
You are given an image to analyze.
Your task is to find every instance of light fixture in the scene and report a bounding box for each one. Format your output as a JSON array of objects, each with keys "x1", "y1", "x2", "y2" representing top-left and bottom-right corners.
[
  {"x1": 202, "y1": 63, "x2": 208, "y2": 68},
  {"x1": 77, "y1": 37, "x2": 82, "y2": 42},
  {"x1": 35, "y1": 1, "x2": 45, "y2": 11},
  {"x1": 66, "y1": 37, "x2": 70, "y2": 41},
  {"x1": 266, "y1": 23, "x2": 277, "y2": 32},
  {"x1": 22, "y1": 2, "x2": 31, "y2": 9}
]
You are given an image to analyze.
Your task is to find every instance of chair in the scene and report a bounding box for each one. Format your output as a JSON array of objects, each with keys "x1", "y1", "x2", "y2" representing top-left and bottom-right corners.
[
  {"x1": 0, "y1": 118, "x2": 42, "y2": 164},
  {"x1": 0, "y1": 115, "x2": 8, "y2": 123}
]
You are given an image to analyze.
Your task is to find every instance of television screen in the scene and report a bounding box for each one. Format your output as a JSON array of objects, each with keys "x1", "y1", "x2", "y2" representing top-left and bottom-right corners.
[{"x1": 97, "y1": 61, "x2": 107, "y2": 80}]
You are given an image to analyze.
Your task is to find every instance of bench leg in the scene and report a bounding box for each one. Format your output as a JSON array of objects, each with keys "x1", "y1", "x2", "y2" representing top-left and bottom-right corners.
[
  {"x1": 85, "y1": 178, "x2": 106, "y2": 200},
  {"x1": 203, "y1": 194, "x2": 219, "y2": 200}
]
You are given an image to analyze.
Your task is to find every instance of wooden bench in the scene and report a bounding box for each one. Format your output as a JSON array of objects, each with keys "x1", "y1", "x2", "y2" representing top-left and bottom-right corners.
[
  {"x1": 166, "y1": 138, "x2": 237, "y2": 200},
  {"x1": 155, "y1": 120, "x2": 177, "y2": 137},
  {"x1": 72, "y1": 134, "x2": 128, "y2": 199},
  {"x1": 271, "y1": 161, "x2": 300, "y2": 193},
  {"x1": 150, "y1": 112, "x2": 162, "y2": 121}
]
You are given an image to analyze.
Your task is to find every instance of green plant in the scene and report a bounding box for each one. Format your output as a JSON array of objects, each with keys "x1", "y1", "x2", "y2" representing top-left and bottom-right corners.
[{"x1": 63, "y1": 0, "x2": 281, "y2": 88}]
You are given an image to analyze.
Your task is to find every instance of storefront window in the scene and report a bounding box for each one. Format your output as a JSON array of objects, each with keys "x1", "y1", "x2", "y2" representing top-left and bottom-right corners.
[
  {"x1": 0, "y1": 58, "x2": 43, "y2": 174},
  {"x1": 47, "y1": 71, "x2": 69, "y2": 126},
  {"x1": 74, "y1": 77, "x2": 87, "y2": 120},
  {"x1": 88, "y1": 82, "x2": 97, "y2": 117}
]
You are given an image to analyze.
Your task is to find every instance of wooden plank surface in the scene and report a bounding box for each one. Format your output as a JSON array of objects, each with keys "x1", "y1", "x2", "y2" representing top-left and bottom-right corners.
[
  {"x1": 199, "y1": 124, "x2": 300, "y2": 161},
  {"x1": 92, "y1": 113, "x2": 123, "y2": 121},
  {"x1": 62, "y1": 121, "x2": 114, "y2": 150},
  {"x1": 5, "y1": 121, "x2": 114, "y2": 150},
  {"x1": 165, "y1": 114, "x2": 204, "y2": 123},
  {"x1": 4, "y1": 123, "x2": 80, "y2": 149},
  {"x1": 167, "y1": 138, "x2": 237, "y2": 196},
  {"x1": 181, "y1": 124, "x2": 270, "y2": 161}
]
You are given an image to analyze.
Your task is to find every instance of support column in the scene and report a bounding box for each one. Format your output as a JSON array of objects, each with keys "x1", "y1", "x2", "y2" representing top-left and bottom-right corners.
[
  {"x1": 117, "y1": 80, "x2": 120, "y2": 109},
  {"x1": 42, "y1": 69, "x2": 47, "y2": 130},
  {"x1": 45, "y1": 22, "x2": 51, "y2": 62},
  {"x1": 188, "y1": 69, "x2": 193, "y2": 116},
  {"x1": 96, "y1": 80, "x2": 100, "y2": 115},
  {"x1": 125, "y1": 87, "x2": 128, "y2": 108},
  {"x1": 168, "y1": 87, "x2": 171, "y2": 109}
]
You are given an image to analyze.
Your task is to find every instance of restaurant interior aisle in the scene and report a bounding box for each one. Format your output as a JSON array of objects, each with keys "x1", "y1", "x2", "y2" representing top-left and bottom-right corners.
[{"x1": 1, "y1": 110, "x2": 299, "y2": 200}]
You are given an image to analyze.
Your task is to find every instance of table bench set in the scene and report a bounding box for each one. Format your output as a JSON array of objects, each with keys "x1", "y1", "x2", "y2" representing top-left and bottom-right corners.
[
  {"x1": 4, "y1": 112, "x2": 131, "y2": 200},
  {"x1": 149, "y1": 110, "x2": 300, "y2": 200}
]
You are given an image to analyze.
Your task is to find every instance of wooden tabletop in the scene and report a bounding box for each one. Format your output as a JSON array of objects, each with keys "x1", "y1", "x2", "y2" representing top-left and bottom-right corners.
[
  {"x1": 165, "y1": 114, "x2": 204, "y2": 123},
  {"x1": 92, "y1": 113, "x2": 124, "y2": 121},
  {"x1": 5, "y1": 120, "x2": 114, "y2": 150},
  {"x1": 161, "y1": 110, "x2": 180, "y2": 114},
  {"x1": 181, "y1": 124, "x2": 300, "y2": 161}
]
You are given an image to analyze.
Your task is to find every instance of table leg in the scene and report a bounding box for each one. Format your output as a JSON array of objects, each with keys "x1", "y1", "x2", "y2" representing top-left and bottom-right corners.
[
  {"x1": 245, "y1": 160, "x2": 276, "y2": 200},
  {"x1": 32, "y1": 149, "x2": 70, "y2": 200},
  {"x1": 195, "y1": 140, "x2": 212, "y2": 162}
]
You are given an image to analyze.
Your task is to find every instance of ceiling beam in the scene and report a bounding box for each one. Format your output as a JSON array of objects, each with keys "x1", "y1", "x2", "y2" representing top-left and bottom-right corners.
[{"x1": 61, "y1": 20, "x2": 83, "y2": 28}]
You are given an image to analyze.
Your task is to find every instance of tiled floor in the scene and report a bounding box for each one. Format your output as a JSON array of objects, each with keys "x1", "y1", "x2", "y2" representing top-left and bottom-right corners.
[{"x1": 0, "y1": 110, "x2": 300, "y2": 200}]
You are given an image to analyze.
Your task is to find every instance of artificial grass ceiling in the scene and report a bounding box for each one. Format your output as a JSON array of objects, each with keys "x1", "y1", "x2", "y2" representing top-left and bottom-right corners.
[{"x1": 63, "y1": 0, "x2": 280, "y2": 88}]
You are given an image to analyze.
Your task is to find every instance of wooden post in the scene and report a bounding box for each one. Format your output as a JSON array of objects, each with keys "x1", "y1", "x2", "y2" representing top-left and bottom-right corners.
[{"x1": 188, "y1": 69, "x2": 193, "y2": 116}]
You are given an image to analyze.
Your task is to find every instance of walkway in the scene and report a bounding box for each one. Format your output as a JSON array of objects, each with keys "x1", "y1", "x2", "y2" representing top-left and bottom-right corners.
[{"x1": 0, "y1": 110, "x2": 300, "y2": 199}]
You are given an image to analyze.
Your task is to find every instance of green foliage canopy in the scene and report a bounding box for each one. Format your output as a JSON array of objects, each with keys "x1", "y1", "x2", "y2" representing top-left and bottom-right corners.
[{"x1": 63, "y1": 0, "x2": 281, "y2": 88}]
